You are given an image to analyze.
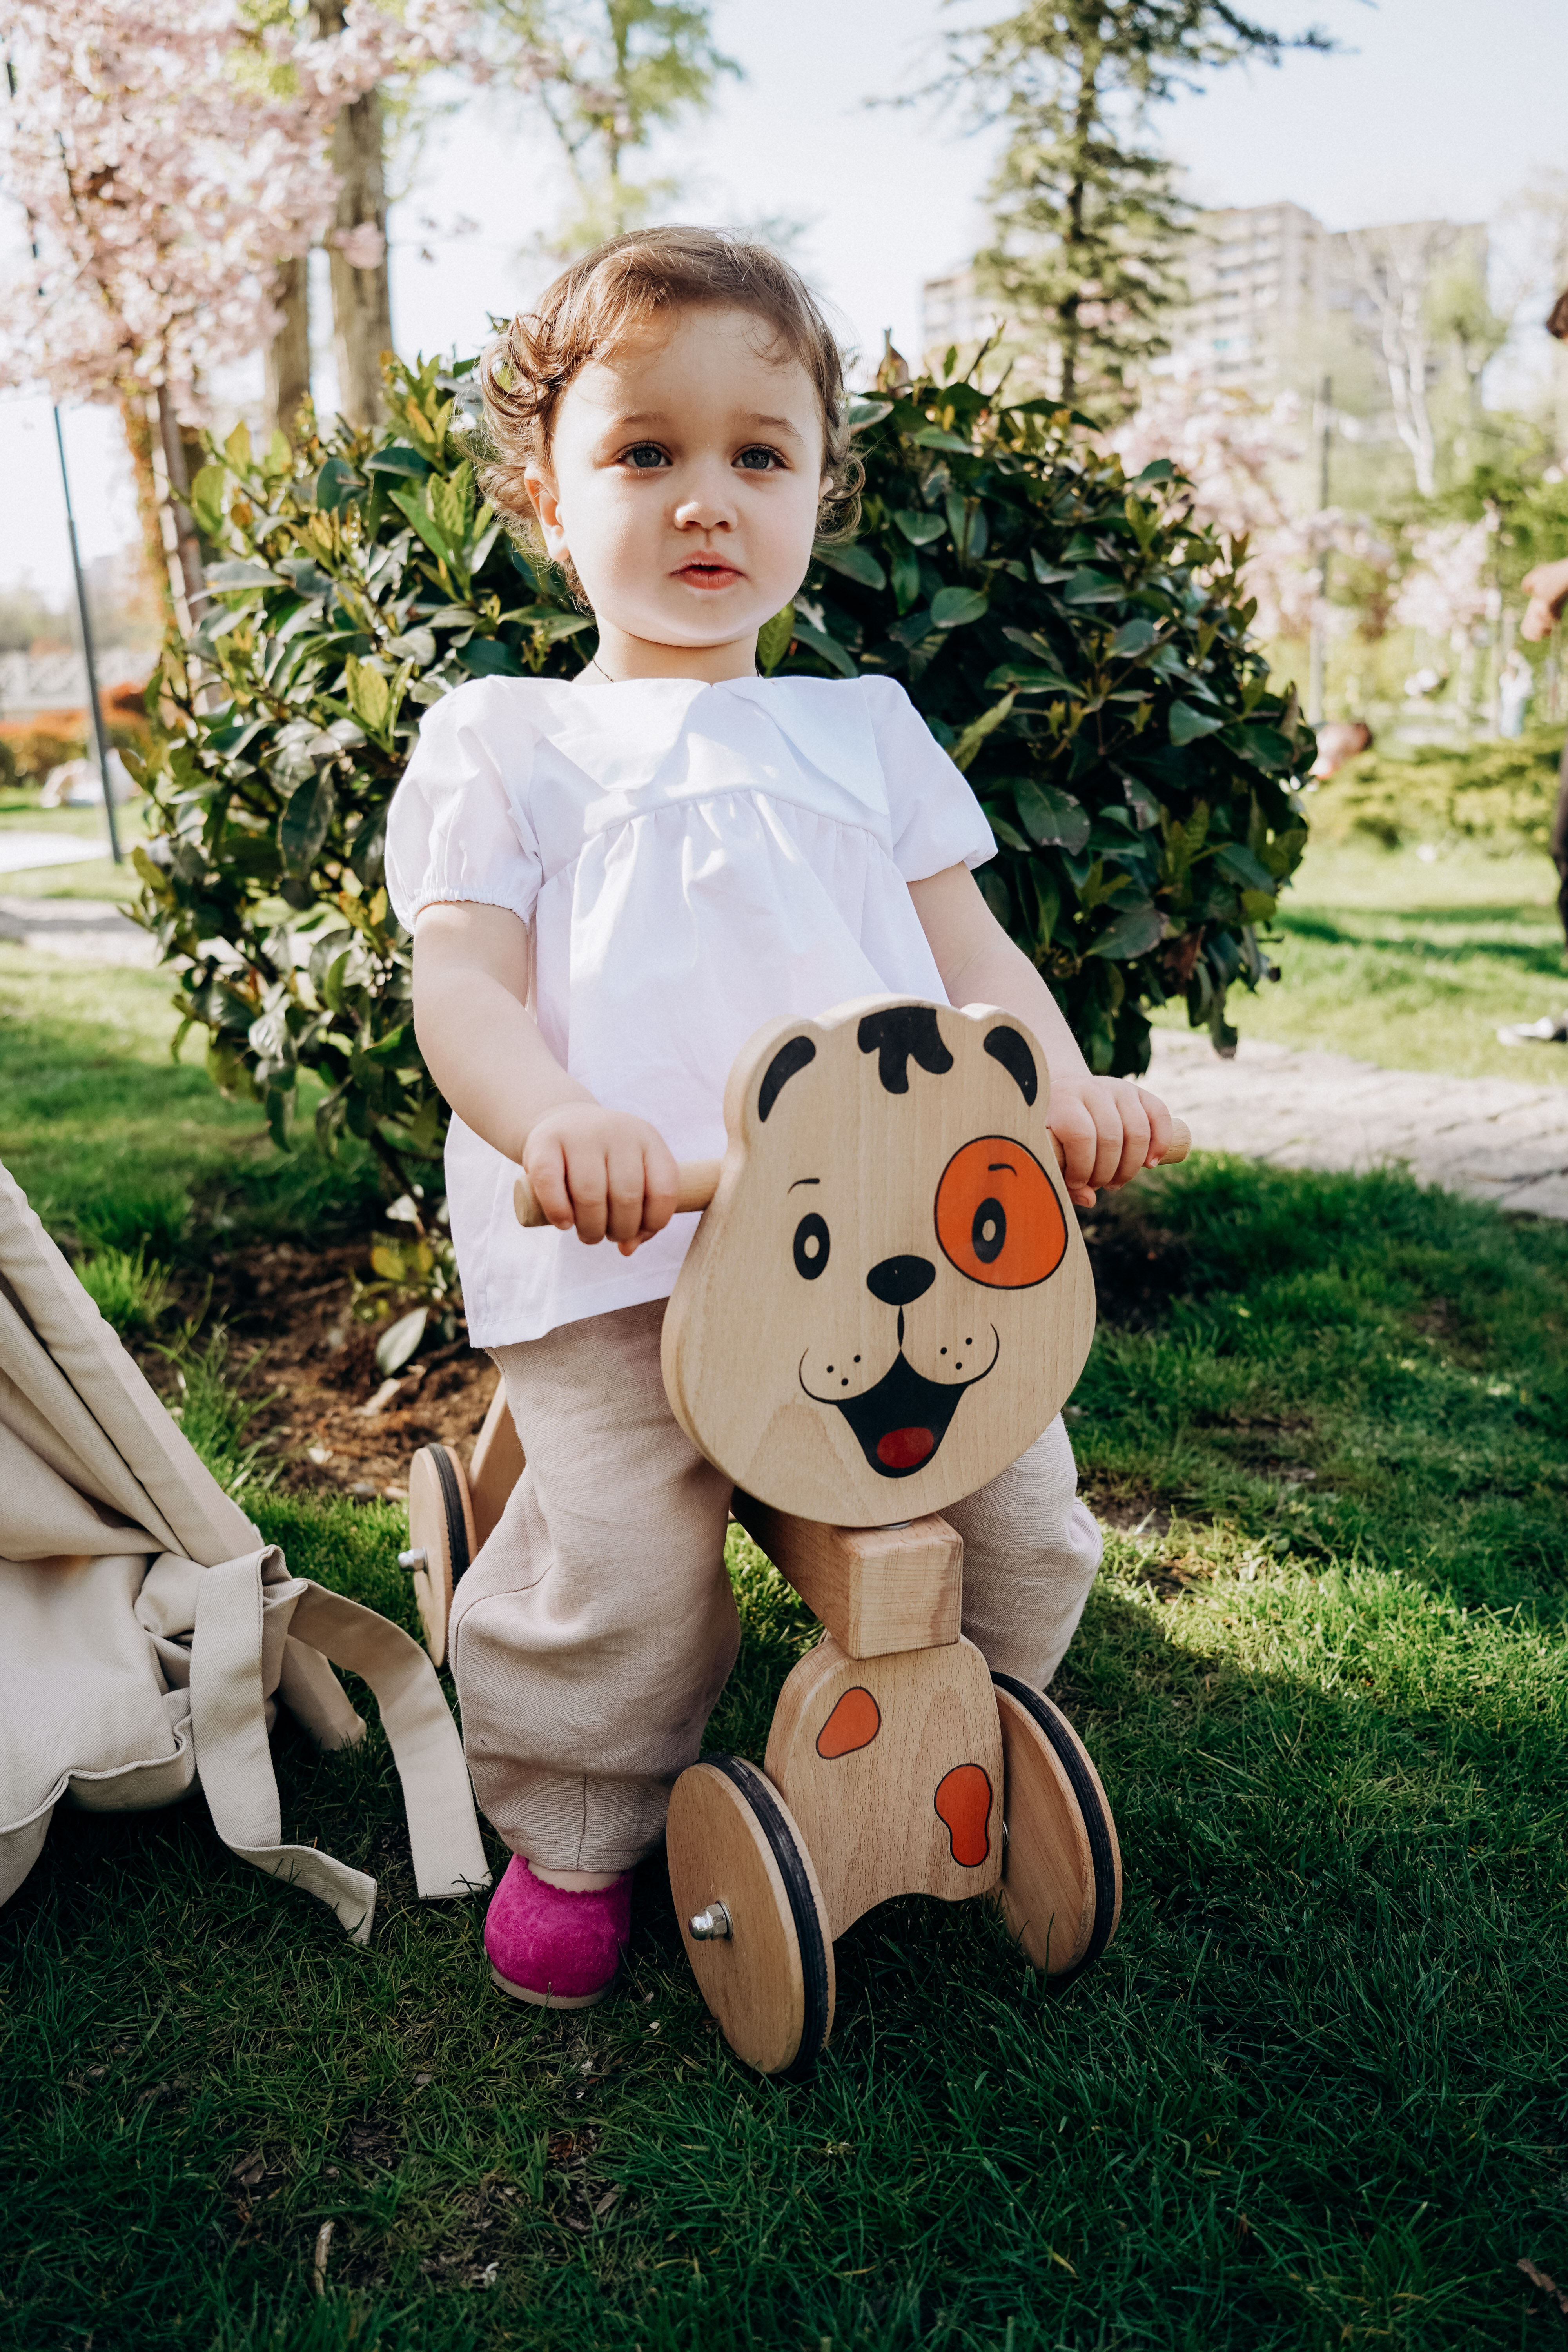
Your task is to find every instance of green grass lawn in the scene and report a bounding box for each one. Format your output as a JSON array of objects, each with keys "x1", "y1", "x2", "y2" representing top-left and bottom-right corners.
[
  {"x1": 0, "y1": 947, "x2": 379, "y2": 1252},
  {"x1": 4, "y1": 824, "x2": 1568, "y2": 2349},
  {"x1": 5, "y1": 1154, "x2": 1566, "y2": 2352},
  {"x1": 1152, "y1": 840, "x2": 1568, "y2": 1084}
]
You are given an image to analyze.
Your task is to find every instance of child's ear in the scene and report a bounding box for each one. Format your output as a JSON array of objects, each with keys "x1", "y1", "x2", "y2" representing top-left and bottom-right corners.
[{"x1": 524, "y1": 463, "x2": 567, "y2": 560}]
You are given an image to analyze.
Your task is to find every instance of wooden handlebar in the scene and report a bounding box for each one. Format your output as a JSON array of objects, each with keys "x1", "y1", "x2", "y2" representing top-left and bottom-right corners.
[{"x1": 512, "y1": 1119, "x2": 1191, "y2": 1230}]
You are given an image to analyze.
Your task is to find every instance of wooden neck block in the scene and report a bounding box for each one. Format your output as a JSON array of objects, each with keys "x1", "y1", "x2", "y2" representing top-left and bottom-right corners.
[{"x1": 732, "y1": 1492, "x2": 962, "y2": 1659}]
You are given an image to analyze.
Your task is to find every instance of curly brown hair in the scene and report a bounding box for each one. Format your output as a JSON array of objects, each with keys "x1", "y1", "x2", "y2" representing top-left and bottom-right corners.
[{"x1": 477, "y1": 225, "x2": 863, "y2": 593}]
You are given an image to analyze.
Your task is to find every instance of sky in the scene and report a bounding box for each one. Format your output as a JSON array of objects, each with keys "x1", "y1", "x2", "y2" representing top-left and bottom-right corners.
[{"x1": 4, "y1": 0, "x2": 1567, "y2": 609}]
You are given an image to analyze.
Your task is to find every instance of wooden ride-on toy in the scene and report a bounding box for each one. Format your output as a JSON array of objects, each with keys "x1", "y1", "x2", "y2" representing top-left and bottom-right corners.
[{"x1": 404, "y1": 995, "x2": 1188, "y2": 2078}]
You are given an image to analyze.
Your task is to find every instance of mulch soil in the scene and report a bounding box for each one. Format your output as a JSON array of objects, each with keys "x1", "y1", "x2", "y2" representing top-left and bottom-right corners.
[{"x1": 174, "y1": 1238, "x2": 497, "y2": 1499}]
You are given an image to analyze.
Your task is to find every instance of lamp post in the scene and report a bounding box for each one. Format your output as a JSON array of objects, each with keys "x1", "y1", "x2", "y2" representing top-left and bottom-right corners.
[
  {"x1": 52, "y1": 406, "x2": 122, "y2": 864},
  {"x1": 5, "y1": 55, "x2": 121, "y2": 863}
]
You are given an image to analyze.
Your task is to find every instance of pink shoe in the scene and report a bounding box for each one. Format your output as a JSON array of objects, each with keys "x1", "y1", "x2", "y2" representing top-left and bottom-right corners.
[{"x1": 484, "y1": 1855, "x2": 632, "y2": 2009}]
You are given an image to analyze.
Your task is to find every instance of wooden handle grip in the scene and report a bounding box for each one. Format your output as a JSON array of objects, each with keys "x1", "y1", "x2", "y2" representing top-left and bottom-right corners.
[{"x1": 512, "y1": 1120, "x2": 1190, "y2": 1230}]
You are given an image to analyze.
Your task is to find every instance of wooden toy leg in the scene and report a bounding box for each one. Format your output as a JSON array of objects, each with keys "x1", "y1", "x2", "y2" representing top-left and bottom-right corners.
[
  {"x1": 666, "y1": 1755, "x2": 835, "y2": 2080},
  {"x1": 468, "y1": 1373, "x2": 526, "y2": 1550},
  {"x1": 992, "y1": 1673, "x2": 1122, "y2": 1978},
  {"x1": 403, "y1": 1443, "x2": 477, "y2": 1668}
]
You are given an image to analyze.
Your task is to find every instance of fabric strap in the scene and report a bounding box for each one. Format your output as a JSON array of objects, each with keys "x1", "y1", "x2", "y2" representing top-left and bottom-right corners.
[{"x1": 192, "y1": 1553, "x2": 488, "y2": 1941}]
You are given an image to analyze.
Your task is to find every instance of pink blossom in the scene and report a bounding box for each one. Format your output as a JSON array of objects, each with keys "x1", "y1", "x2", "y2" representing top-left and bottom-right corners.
[
  {"x1": 1112, "y1": 377, "x2": 1386, "y2": 643},
  {"x1": 1392, "y1": 519, "x2": 1496, "y2": 643},
  {"x1": 0, "y1": 0, "x2": 482, "y2": 416}
]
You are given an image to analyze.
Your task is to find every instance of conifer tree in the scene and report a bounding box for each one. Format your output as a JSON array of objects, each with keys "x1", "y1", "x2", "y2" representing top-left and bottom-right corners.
[{"x1": 941, "y1": 2, "x2": 1331, "y2": 411}]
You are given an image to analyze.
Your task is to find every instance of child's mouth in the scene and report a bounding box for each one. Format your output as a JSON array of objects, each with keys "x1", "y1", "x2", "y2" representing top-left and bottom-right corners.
[{"x1": 677, "y1": 559, "x2": 740, "y2": 590}]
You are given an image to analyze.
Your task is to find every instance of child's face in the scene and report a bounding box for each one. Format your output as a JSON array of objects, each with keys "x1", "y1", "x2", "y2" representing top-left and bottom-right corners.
[{"x1": 525, "y1": 305, "x2": 830, "y2": 668}]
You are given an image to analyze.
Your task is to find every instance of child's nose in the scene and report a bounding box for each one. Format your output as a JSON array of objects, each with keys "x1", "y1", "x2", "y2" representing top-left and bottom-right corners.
[{"x1": 673, "y1": 472, "x2": 737, "y2": 531}]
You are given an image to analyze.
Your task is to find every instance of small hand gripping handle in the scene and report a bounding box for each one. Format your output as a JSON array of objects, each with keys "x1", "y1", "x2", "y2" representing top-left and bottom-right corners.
[{"x1": 511, "y1": 1122, "x2": 1190, "y2": 1229}]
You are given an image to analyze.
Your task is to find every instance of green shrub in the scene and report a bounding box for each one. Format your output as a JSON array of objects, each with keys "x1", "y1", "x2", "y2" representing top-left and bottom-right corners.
[
  {"x1": 1312, "y1": 727, "x2": 1563, "y2": 853},
  {"x1": 134, "y1": 354, "x2": 1312, "y2": 1201}
]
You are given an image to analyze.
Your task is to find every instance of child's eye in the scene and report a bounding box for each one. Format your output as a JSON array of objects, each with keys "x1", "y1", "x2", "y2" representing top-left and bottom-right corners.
[
  {"x1": 735, "y1": 446, "x2": 783, "y2": 472},
  {"x1": 621, "y1": 444, "x2": 669, "y2": 470}
]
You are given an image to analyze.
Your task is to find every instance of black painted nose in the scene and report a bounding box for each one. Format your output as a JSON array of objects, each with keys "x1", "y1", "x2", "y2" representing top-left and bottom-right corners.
[{"x1": 866, "y1": 1254, "x2": 936, "y2": 1307}]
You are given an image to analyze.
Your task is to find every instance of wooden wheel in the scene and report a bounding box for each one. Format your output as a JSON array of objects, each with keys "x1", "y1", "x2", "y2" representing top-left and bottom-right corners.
[
  {"x1": 991, "y1": 1673, "x2": 1122, "y2": 1980},
  {"x1": 667, "y1": 1755, "x2": 835, "y2": 2080},
  {"x1": 403, "y1": 1443, "x2": 476, "y2": 1668}
]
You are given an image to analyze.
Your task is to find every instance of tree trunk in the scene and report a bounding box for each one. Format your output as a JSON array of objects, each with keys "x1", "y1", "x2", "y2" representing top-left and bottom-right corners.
[
  {"x1": 118, "y1": 392, "x2": 177, "y2": 636},
  {"x1": 266, "y1": 256, "x2": 313, "y2": 441},
  {"x1": 317, "y1": 0, "x2": 393, "y2": 428},
  {"x1": 151, "y1": 387, "x2": 207, "y2": 632}
]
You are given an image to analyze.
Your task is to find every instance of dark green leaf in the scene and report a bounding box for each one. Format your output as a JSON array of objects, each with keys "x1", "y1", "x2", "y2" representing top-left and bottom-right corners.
[
  {"x1": 314, "y1": 456, "x2": 363, "y2": 514},
  {"x1": 1170, "y1": 702, "x2": 1227, "y2": 747},
  {"x1": 931, "y1": 585, "x2": 989, "y2": 629},
  {"x1": 814, "y1": 543, "x2": 887, "y2": 591},
  {"x1": 847, "y1": 397, "x2": 893, "y2": 428},
  {"x1": 892, "y1": 509, "x2": 946, "y2": 547},
  {"x1": 1087, "y1": 904, "x2": 1165, "y2": 960},
  {"x1": 1214, "y1": 842, "x2": 1278, "y2": 893},
  {"x1": 278, "y1": 773, "x2": 336, "y2": 872},
  {"x1": 364, "y1": 444, "x2": 434, "y2": 478},
  {"x1": 1231, "y1": 723, "x2": 1296, "y2": 774},
  {"x1": 457, "y1": 638, "x2": 526, "y2": 678},
  {"x1": 1134, "y1": 460, "x2": 1175, "y2": 484},
  {"x1": 1060, "y1": 570, "x2": 1124, "y2": 606},
  {"x1": 791, "y1": 622, "x2": 858, "y2": 679},
  {"x1": 1012, "y1": 780, "x2": 1089, "y2": 854},
  {"x1": 1107, "y1": 619, "x2": 1158, "y2": 658},
  {"x1": 907, "y1": 425, "x2": 974, "y2": 453}
]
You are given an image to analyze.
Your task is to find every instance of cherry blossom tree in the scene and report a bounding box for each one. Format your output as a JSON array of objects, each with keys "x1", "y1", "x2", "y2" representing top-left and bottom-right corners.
[
  {"x1": 1112, "y1": 374, "x2": 1388, "y2": 642},
  {"x1": 0, "y1": 0, "x2": 481, "y2": 627}
]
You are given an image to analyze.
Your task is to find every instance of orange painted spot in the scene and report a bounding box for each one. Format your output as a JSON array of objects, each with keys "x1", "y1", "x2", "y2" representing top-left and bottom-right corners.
[
  {"x1": 934, "y1": 1763, "x2": 993, "y2": 1866},
  {"x1": 934, "y1": 1136, "x2": 1067, "y2": 1290},
  {"x1": 816, "y1": 1686, "x2": 881, "y2": 1759}
]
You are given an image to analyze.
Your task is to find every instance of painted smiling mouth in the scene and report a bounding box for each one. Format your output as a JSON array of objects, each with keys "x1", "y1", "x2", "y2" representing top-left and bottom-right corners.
[{"x1": 808, "y1": 1343, "x2": 997, "y2": 1478}]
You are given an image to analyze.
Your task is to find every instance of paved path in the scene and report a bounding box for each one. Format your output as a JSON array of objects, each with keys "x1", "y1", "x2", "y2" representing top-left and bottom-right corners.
[
  {"x1": 1149, "y1": 1029, "x2": 1568, "y2": 1220},
  {"x1": 0, "y1": 831, "x2": 107, "y2": 876},
  {"x1": 0, "y1": 895, "x2": 156, "y2": 967}
]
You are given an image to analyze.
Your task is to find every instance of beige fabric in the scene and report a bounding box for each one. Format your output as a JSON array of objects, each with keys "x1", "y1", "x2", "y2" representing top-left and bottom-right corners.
[
  {"x1": 0, "y1": 1157, "x2": 490, "y2": 1935},
  {"x1": 454, "y1": 1299, "x2": 1102, "y2": 1873}
]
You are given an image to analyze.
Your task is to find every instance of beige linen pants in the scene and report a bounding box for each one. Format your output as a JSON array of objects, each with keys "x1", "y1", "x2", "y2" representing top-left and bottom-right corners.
[{"x1": 450, "y1": 1298, "x2": 1103, "y2": 1874}]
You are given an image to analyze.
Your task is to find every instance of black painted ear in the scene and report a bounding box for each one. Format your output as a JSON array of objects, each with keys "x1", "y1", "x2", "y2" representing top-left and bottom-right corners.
[
  {"x1": 857, "y1": 1005, "x2": 954, "y2": 1095},
  {"x1": 984, "y1": 1024, "x2": 1038, "y2": 1105},
  {"x1": 758, "y1": 1034, "x2": 816, "y2": 1122}
]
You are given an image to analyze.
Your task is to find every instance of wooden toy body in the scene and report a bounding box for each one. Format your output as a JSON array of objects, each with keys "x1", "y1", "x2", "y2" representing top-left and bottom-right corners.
[
  {"x1": 764, "y1": 1627, "x2": 1004, "y2": 1939},
  {"x1": 412, "y1": 997, "x2": 1137, "y2": 2074}
]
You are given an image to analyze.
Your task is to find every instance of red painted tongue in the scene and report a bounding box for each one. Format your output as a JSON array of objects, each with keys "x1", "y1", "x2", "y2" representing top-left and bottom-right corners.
[{"x1": 877, "y1": 1426, "x2": 935, "y2": 1470}]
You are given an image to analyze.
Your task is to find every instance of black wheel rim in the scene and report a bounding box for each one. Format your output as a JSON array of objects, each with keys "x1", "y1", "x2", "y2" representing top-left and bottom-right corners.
[
  {"x1": 429, "y1": 1444, "x2": 472, "y2": 1587},
  {"x1": 706, "y1": 1755, "x2": 831, "y2": 2082},
  {"x1": 992, "y1": 1671, "x2": 1118, "y2": 1983}
]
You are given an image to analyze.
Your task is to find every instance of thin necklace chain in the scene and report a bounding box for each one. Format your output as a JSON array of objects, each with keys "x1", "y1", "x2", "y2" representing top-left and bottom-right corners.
[{"x1": 587, "y1": 652, "x2": 760, "y2": 684}]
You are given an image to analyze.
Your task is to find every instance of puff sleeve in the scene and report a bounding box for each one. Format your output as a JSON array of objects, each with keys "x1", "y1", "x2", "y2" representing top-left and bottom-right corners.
[
  {"x1": 385, "y1": 680, "x2": 543, "y2": 932},
  {"x1": 864, "y1": 675, "x2": 996, "y2": 880}
]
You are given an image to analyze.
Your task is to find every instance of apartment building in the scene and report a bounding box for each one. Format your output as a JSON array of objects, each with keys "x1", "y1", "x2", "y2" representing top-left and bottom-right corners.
[{"x1": 920, "y1": 203, "x2": 1486, "y2": 393}]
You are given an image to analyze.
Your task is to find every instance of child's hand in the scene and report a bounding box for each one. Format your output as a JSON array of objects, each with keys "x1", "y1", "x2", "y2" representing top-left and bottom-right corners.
[
  {"x1": 1048, "y1": 1076, "x2": 1176, "y2": 1209},
  {"x1": 523, "y1": 1104, "x2": 680, "y2": 1254}
]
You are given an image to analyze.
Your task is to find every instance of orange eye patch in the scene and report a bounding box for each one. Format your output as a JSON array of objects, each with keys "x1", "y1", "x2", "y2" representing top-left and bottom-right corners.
[{"x1": 934, "y1": 1136, "x2": 1067, "y2": 1289}]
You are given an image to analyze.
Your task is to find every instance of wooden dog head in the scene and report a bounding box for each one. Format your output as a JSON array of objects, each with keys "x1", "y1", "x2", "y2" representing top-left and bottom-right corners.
[{"x1": 661, "y1": 996, "x2": 1096, "y2": 1525}]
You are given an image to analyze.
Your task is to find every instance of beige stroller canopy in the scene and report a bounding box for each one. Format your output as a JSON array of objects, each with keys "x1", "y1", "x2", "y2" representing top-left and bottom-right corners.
[{"x1": 0, "y1": 1157, "x2": 488, "y2": 1940}]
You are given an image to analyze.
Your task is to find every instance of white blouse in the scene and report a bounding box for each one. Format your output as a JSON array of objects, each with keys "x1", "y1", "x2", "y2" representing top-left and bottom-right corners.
[{"x1": 385, "y1": 671, "x2": 996, "y2": 1345}]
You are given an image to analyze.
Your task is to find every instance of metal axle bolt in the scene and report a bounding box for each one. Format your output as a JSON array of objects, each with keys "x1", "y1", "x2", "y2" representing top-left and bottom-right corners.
[
  {"x1": 398, "y1": 1548, "x2": 427, "y2": 1572},
  {"x1": 688, "y1": 1902, "x2": 732, "y2": 1941}
]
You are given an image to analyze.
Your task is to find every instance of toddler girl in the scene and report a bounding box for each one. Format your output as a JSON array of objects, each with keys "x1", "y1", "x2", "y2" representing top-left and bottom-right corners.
[{"x1": 387, "y1": 225, "x2": 1174, "y2": 2009}]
